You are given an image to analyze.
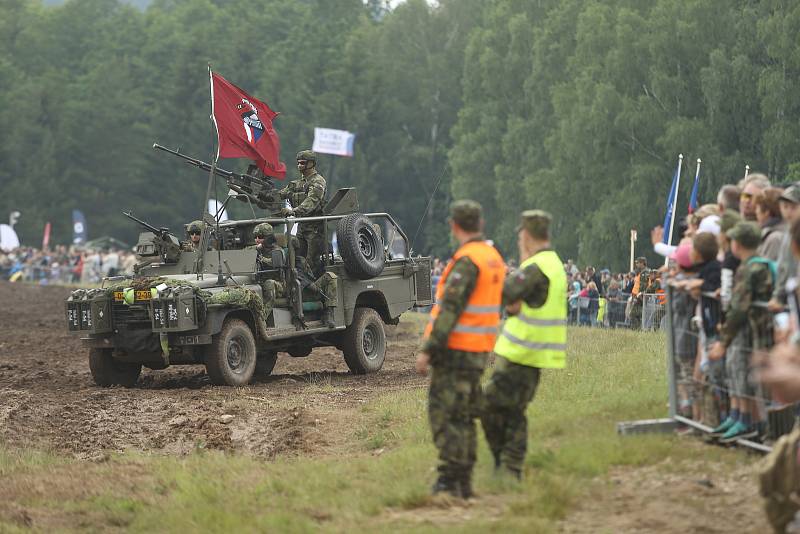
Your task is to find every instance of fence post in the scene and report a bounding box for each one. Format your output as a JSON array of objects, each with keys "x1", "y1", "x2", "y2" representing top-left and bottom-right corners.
[{"x1": 665, "y1": 284, "x2": 678, "y2": 417}]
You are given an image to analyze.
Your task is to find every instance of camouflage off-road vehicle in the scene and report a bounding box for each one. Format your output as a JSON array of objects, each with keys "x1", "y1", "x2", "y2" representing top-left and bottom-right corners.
[{"x1": 65, "y1": 184, "x2": 433, "y2": 387}]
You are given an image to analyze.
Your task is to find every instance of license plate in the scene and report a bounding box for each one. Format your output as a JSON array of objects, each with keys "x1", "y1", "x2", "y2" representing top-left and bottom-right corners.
[
  {"x1": 113, "y1": 291, "x2": 124, "y2": 302},
  {"x1": 135, "y1": 290, "x2": 151, "y2": 301}
]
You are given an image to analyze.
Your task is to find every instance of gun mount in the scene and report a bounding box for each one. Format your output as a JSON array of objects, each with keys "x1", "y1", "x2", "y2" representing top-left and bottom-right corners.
[{"x1": 123, "y1": 211, "x2": 182, "y2": 266}]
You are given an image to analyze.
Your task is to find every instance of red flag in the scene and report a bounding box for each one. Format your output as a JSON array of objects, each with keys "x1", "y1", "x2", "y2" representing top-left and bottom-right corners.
[{"x1": 211, "y1": 72, "x2": 286, "y2": 179}]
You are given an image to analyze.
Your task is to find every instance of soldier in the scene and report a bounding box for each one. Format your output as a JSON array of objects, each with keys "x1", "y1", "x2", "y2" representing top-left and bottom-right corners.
[
  {"x1": 628, "y1": 256, "x2": 649, "y2": 329},
  {"x1": 279, "y1": 150, "x2": 327, "y2": 275},
  {"x1": 182, "y1": 220, "x2": 204, "y2": 252},
  {"x1": 481, "y1": 210, "x2": 567, "y2": 479},
  {"x1": 247, "y1": 222, "x2": 285, "y2": 319},
  {"x1": 415, "y1": 200, "x2": 506, "y2": 499}
]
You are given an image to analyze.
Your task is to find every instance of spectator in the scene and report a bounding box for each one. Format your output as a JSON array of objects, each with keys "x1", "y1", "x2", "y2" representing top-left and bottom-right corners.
[
  {"x1": 769, "y1": 184, "x2": 800, "y2": 311},
  {"x1": 755, "y1": 186, "x2": 786, "y2": 261},
  {"x1": 717, "y1": 184, "x2": 741, "y2": 214},
  {"x1": 738, "y1": 173, "x2": 771, "y2": 222}
]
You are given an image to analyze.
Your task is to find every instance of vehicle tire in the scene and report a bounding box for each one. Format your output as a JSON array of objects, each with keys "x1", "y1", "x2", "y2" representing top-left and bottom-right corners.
[
  {"x1": 255, "y1": 350, "x2": 278, "y2": 376},
  {"x1": 89, "y1": 348, "x2": 141, "y2": 388},
  {"x1": 337, "y1": 213, "x2": 385, "y2": 279},
  {"x1": 205, "y1": 318, "x2": 257, "y2": 386},
  {"x1": 342, "y1": 307, "x2": 386, "y2": 374}
]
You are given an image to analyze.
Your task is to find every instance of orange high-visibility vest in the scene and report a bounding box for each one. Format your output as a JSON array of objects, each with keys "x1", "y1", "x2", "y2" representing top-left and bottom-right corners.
[{"x1": 423, "y1": 240, "x2": 506, "y2": 352}]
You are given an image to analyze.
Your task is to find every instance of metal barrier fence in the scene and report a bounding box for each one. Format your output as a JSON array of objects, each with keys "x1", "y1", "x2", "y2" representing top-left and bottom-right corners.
[
  {"x1": 570, "y1": 293, "x2": 665, "y2": 330},
  {"x1": 645, "y1": 282, "x2": 800, "y2": 452}
]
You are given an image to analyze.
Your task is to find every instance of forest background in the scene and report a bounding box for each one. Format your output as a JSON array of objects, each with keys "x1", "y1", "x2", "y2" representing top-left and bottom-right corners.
[{"x1": 2, "y1": 0, "x2": 799, "y2": 270}]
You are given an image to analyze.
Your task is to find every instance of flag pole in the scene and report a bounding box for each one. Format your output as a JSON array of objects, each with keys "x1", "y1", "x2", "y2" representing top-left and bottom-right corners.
[
  {"x1": 204, "y1": 63, "x2": 219, "y2": 219},
  {"x1": 743, "y1": 164, "x2": 750, "y2": 181},
  {"x1": 664, "y1": 154, "x2": 684, "y2": 267}
]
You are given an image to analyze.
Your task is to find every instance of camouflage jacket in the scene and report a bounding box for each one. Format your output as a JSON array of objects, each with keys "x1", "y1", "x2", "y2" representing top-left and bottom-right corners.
[
  {"x1": 721, "y1": 258, "x2": 774, "y2": 350},
  {"x1": 421, "y1": 251, "x2": 486, "y2": 371},
  {"x1": 279, "y1": 171, "x2": 326, "y2": 217},
  {"x1": 503, "y1": 254, "x2": 550, "y2": 309},
  {"x1": 246, "y1": 243, "x2": 282, "y2": 269}
]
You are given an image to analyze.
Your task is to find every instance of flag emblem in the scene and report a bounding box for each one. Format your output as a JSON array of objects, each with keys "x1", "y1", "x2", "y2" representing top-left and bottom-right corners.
[{"x1": 237, "y1": 98, "x2": 264, "y2": 144}]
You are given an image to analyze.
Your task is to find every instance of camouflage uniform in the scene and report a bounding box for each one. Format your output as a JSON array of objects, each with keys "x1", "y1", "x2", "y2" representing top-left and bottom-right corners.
[
  {"x1": 422, "y1": 201, "x2": 494, "y2": 498},
  {"x1": 721, "y1": 222, "x2": 774, "y2": 397},
  {"x1": 481, "y1": 211, "x2": 553, "y2": 477},
  {"x1": 279, "y1": 150, "x2": 327, "y2": 275},
  {"x1": 247, "y1": 223, "x2": 285, "y2": 319}
]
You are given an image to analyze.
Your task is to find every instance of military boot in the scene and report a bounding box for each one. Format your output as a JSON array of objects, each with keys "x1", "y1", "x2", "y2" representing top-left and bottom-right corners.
[
  {"x1": 457, "y1": 473, "x2": 474, "y2": 500},
  {"x1": 431, "y1": 474, "x2": 460, "y2": 498},
  {"x1": 322, "y1": 306, "x2": 335, "y2": 328}
]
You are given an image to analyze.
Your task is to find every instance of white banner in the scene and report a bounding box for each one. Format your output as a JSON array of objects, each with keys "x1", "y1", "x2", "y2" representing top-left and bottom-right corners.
[
  {"x1": 312, "y1": 127, "x2": 356, "y2": 157},
  {"x1": 0, "y1": 224, "x2": 20, "y2": 252}
]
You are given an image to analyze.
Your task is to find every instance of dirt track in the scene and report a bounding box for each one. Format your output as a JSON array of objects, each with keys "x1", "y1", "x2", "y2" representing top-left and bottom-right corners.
[{"x1": 0, "y1": 282, "x2": 426, "y2": 460}]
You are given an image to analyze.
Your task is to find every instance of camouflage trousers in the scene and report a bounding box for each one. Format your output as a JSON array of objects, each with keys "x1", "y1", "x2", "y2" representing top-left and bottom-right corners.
[
  {"x1": 307, "y1": 271, "x2": 338, "y2": 309},
  {"x1": 428, "y1": 364, "x2": 484, "y2": 480},
  {"x1": 481, "y1": 356, "x2": 541, "y2": 474},
  {"x1": 299, "y1": 221, "x2": 325, "y2": 276},
  {"x1": 261, "y1": 279, "x2": 285, "y2": 318}
]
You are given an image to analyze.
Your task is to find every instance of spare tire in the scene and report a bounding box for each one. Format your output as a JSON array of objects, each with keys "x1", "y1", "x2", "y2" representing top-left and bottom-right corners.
[{"x1": 337, "y1": 213, "x2": 385, "y2": 279}]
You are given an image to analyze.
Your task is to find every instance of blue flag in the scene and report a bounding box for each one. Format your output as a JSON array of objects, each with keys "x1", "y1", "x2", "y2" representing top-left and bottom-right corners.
[
  {"x1": 662, "y1": 163, "x2": 681, "y2": 244},
  {"x1": 72, "y1": 210, "x2": 87, "y2": 244},
  {"x1": 688, "y1": 164, "x2": 700, "y2": 214}
]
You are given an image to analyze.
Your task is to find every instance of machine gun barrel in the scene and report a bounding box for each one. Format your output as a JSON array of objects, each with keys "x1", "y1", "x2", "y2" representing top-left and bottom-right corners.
[
  {"x1": 123, "y1": 210, "x2": 163, "y2": 236},
  {"x1": 153, "y1": 143, "x2": 235, "y2": 179}
]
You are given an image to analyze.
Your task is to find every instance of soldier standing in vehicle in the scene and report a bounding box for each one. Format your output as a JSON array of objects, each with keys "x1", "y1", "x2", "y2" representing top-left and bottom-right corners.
[
  {"x1": 415, "y1": 200, "x2": 506, "y2": 499},
  {"x1": 481, "y1": 210, "x2": 567, "y2": 480},
  {"x1": 279, "y1": 150, "x2": 327, "y2": 275},
  {"x1": 182, "y1": 220, "x2": 204, "y2": 252}
]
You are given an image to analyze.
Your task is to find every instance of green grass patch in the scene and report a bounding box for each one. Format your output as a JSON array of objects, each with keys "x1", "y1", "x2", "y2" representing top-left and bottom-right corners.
[{"x1": 0, "y1": 326, "x2": 752, "y2": 532}]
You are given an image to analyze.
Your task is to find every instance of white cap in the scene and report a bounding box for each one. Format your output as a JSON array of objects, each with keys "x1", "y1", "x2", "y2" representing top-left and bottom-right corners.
[{"x1": 697, "y1": 214, "x2": 721, "y2": 236}]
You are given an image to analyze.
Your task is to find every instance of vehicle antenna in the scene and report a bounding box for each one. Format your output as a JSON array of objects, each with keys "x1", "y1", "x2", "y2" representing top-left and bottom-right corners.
[{"x1": 410, "y1": 170, "x2": 446, "y2": 255}]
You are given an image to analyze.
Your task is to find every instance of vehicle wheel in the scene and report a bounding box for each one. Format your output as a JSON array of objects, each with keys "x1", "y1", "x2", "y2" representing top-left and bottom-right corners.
[
  {"x1": 342, "y1": 307, "x2": 386, "y2": 374},
  {"x1": 89, "y1": 348, "x2": 141, "y2": 388},
  {"x1": 255, "y1": 350, "x2": 278, "y2": 376},
  {"x1": 337, "y1": 213, "x2": 385, "y2": 279},
  {"x1": 205, "y1": 318, "x2": 257, "y2": 386}
]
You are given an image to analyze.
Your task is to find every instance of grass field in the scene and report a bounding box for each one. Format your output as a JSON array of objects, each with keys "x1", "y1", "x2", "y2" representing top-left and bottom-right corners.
[{"x1": 0, "y1": 322, "x2": 759, "y2": 533}]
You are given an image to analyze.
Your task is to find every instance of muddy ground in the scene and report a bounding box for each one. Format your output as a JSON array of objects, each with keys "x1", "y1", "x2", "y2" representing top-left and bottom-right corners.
[
  {"x1": 0, "y1": 282, "x2": 770, "y2": 532},
  {"x1": 0, "y1": 282, "x2": 426, "y2": 460}
]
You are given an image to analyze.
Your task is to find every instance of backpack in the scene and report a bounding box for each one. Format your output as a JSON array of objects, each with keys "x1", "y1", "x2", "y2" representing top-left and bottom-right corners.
[
  {"x1": 760, "y1": 425, "x2": 800, "y2": 532},
  {"x1": 747, "y1": 256, "x2": 778, "y2": 285}
]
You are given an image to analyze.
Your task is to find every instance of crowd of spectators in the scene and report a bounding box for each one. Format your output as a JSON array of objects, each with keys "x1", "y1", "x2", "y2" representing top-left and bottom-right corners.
[{"x1": 0, "y1": 245, "x2": 137, "y2": 285}]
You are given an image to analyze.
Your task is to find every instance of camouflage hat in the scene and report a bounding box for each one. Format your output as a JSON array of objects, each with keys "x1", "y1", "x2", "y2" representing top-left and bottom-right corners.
[
  {"x1": 635, "y1": 256, "x2": 647, "y2": 265},
  {"x1": 517, "y1": 210, "x2": 552, "y2": 239},
  {"x1": 296, "y1": 150, "x2": 316, "y2": 163},
  {"x1": 449, "y1": 200, "x2": 482, "y2": 231},
  {"x1": 780, "y1": 183, "x2": 800, "y2": 204},
  {"x1": 187, "y1": 220, "x2": 203, "y2": 234},
  {"x1": 719, "y1": 210, "x2": 741, "y2": 234},
  {"x1": 727, "y1": 221, "x2": 761, "y2": 249},
  {"x1": 253, "y1": 222, "x2": 274, "y2": 238}
]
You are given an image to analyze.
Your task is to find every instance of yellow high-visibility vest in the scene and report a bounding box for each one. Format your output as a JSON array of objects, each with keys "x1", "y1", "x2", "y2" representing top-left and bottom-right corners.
[{"x1": 493, "y1": 249, "x2": 567, "y2": 368}]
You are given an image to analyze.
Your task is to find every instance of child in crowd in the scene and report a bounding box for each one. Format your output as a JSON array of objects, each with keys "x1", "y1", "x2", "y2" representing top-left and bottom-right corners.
[
  {"x1": 685, "y1": 232, "x2": 723, "y2": 425},
  {"x1": 667, "y1": 243, "x2": 699, "y2": 420},
  {"x1": 709, "y1": 222, "x2": 775, "y2": 442}
]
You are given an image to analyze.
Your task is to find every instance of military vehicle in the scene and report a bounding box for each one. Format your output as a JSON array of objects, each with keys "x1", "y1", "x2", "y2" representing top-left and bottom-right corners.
[{"x1": 65, "y1": 146, "x2": 433, "y2": 387}]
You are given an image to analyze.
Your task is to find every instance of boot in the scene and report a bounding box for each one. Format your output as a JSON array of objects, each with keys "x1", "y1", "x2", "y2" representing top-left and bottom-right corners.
[
  {"x1": 431, "y1": 474, "x2": 460, "y2": 498},
  {"x1": 457, "y1": 473, "x2": 474, "y2": 500},
  {"x1": 322, "y1": 306, "x2": 335, "y2": 328}
]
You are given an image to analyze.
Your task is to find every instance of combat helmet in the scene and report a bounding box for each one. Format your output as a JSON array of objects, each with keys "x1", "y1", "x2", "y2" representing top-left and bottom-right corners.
[
  {"x1": 253, "y1": 222, "x2": 274, "y2": 238},
  {"x1": 187, "y1": 220, "x2": 204, "y2": 234},
  {"x1": 296, "y1": 150, "x2": 317, "y2": 165}
]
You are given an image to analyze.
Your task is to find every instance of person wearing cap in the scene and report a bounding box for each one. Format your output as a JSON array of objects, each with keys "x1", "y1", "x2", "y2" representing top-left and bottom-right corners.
[
  {"x1": 481, "y1": 210, "x2": 567, "y2": 479},
  {"x1": 182, "y1": 220, "x2": 205, "y2": 252},
  {"x1": 417, "y1": 200, "x2": 506, "y2": 499},
  {"x1": 278, "y1": 150, "x2": 327, "y2": 275},
  {"x1": 768, "y1": 184, "x2": 800, "y2": 311},
  {"x1": 708, "y1": 221, "x2": 775, "y2": 442}
]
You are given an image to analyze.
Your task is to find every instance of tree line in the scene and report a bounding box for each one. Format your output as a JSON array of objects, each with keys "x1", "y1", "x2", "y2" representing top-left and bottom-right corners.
[{"x1": 2, "y1": 0, "x2": 799, "y2": 269}]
